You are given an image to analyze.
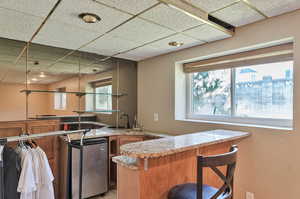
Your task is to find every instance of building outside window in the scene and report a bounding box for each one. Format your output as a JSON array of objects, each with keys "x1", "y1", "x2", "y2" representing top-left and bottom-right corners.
[
  {"x1": 187, "y1": 60, "x2": 293, "y2": 127},
  {"x1": 182, "y1": 43, "x2": 294, "y2": 128}
]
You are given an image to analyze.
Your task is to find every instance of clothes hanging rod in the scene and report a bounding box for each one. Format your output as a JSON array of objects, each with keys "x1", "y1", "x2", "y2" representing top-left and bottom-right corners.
[{"x1": 0, "y1": 129, "x2": 89, "y2": 144}]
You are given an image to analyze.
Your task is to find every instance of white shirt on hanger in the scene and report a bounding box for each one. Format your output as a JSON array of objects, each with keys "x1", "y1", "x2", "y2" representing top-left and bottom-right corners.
[
  {"x1": 16, "y1": 146, "x2": 55, "y2": 199},
  {"x1": 35, "y1": 147, "x2": 55, "y2": 199},
  {"x1": 17, "y1": 148, "x2": 37, "y2": 199},
  {"x1": 30, "y1": 148, "x2": 41, "y2": 199}
]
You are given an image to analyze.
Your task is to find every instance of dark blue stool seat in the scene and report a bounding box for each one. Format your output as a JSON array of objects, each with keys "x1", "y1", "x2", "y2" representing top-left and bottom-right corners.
[{"x1": 168, "y1": 183, "x2": 230, "y2": 199}]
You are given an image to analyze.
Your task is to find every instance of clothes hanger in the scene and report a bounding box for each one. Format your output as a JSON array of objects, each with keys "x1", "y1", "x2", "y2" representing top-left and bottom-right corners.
[{"x1": 24, "y1": 132, "x2": 38, "y2": 148}]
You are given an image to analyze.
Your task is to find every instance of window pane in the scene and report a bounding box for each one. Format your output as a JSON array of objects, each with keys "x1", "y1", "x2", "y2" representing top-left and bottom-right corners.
[
  {"x1": 54, "y1": 93, "x2": 66, "y2": 110},
  {"x1": 191, "y1": 69, "x2": 231, "y2": 116},
  {"x1": 95, "y1": 85, "x2": 112, "y2": 110},
  {"x1": 235, "y1": 61, "x2": 293, "y2": 119},
  {"x1": 61, "y1": 93, "x2": 66, "y2": 109}
]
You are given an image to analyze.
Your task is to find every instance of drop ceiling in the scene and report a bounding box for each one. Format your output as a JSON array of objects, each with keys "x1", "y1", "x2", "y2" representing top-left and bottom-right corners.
[
  {"x1": 0, "y1": 0, "x2": 299, "y2": 80},
  {"x1": 0, "y1": 38, "x2": 122, "y2": 84}
]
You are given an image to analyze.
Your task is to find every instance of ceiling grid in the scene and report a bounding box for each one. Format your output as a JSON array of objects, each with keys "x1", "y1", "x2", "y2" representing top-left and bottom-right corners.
[{"x1": 0, "y1": 0, "x2": 299, "y2": 83}]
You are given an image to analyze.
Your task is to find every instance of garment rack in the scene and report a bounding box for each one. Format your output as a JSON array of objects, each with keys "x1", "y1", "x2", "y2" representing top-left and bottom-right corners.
[{"x1": 0, "y1": 128, "x2": 91, "y2": 199}]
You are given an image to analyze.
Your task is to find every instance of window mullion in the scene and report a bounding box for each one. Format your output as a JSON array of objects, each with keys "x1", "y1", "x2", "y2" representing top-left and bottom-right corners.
[{"x1": 231, "y1": 68, "x2": 236, "y2": 117}]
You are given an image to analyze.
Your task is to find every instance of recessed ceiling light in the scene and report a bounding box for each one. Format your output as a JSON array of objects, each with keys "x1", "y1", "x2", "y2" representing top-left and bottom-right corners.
[
  {"x1": 92, "y1": 68, "x2": 99, "y2": 73},
  {"x1": 168, "y1": 41, "x2": 184, "y2": 47},
  {"x1": 31, "y1": 78, "x2": 38, "y2": 81},
  {"x1": 79, "y1": 13, "x2": 101, "y2": 23},
  {"x1": 39, "y1": 72, "x2": 46, "y2": 78}
]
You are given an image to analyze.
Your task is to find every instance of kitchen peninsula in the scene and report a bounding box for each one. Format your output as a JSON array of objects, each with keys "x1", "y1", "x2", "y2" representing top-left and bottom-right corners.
[{"x1": 113, "y1": 130, "x2": 250, "y2": 199}]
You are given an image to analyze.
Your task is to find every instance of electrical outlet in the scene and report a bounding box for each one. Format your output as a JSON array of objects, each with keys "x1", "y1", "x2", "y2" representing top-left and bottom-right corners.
[
  {"x1": 246, "y1": 192, "x2": 254, "y2": 199},
  {"x1": 154, "y1": 113, "x2": 159, "y2": 122}
]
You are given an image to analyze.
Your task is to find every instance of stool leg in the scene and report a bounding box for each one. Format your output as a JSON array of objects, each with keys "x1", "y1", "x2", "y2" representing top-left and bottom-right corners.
[{"x1": 197, "y1": 156, "x2": 203, "y2": 199}]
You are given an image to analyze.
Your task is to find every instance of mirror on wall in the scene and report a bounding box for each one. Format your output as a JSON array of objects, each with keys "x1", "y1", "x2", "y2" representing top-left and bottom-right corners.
[{"x1": 0, "y1": 37, "x2": 137, "y2": 127}]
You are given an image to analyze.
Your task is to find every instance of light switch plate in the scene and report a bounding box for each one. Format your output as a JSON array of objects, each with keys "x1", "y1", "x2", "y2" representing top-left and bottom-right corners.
[
  {"x1": 154, "y1": 113, "x2": 159, "y2": 122},
  {"x1": 246, "y1": 192, "x2": 254, "y2": 199}
]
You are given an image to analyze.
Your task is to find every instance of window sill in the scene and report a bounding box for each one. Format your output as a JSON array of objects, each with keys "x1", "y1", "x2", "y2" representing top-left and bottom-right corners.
[{"x1": 177, "y1": 118, "x2": 293, "y2": 131}]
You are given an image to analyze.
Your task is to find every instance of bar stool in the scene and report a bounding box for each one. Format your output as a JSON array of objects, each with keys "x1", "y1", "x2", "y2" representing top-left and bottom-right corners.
[{"x1": 168, "y1": 145, "x2": 238, "y2": 199}]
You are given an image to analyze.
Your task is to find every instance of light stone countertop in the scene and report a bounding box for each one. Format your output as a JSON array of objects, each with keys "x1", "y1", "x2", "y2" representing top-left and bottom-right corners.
[
  {"x1": 112, "y1": 156, "x2": 139, "y2": 170},
  {"x1": 120, "y1": 129, "x2": 250, "y2": 159},
  {"x1": 63, "y1": 127, "x2": 172, "y2": 141}
]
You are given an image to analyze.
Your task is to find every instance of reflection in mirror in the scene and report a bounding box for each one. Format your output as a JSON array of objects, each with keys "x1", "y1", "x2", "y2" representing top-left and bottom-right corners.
[{"x1": 0, "y1": 38, "x2": 137, "y2": 128}]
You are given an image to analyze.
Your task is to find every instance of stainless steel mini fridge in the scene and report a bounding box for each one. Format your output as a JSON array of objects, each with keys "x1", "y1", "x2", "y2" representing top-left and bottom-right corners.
[{"x1": 70, "y1": 138, "x2": 108, "y2": 199}]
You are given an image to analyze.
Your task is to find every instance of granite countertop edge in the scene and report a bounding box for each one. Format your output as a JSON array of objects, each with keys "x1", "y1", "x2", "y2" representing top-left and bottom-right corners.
[
  {"x1": 120, "y1": 130, "x2": 251, "y2": 159},
  {"x1": 60, "y1": 127, "x2": 172, "y2": 141},
  {"x1": 112, "y1": 156, "x2": 139, "y2": 170}
]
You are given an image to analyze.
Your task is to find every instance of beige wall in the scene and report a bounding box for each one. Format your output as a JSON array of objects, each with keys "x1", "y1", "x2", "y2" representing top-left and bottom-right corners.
[
  {"x1": 0, "y1": 83, "x2": 49, "y2": 121},
  {"x1": 138, "y1": 10, "x2": 300, "y2": 199}
]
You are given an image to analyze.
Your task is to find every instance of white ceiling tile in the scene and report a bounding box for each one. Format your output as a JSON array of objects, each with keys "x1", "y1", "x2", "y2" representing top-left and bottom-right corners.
[
  {"x1": 149, "y1": 34, "x2": 205, "y2": 51},
  {"x1": 0, "y1": 8, "x2": 43, "y2": 41},
  {"x1": 248, "y1": 0, "x2": 300, "y2": 17},
  {"x1": 82, "y1": 35, "x2": 139, "y2": 56},
  {"x1": 123, "y1": 45, "x2": 160, "y2": 58},
  {"x1": 116, "y1": 53, "x2": 144, "y2": 61},
  {"x1": 0, "y1": 0, "x2": 57, "y2": 17},
  {"x1": 51, "y1": 0, "x2": 131, "y2": 34},
  {"x1": 140, "y1": 4, "x2": 204, "y2": 31},
  {"x1": 110, "y1": 18, "x2": 175, "y2": 45},
  {"x1": 183, "y1": 24, "x2": 230, "y2": 42},
  {"x1": 49, "y1": 64, "x2": 77, "y2": 74},
  {"x1": 33, "y1": 20, "x2": 100, "y2": 50},
  {"x1": 95, "y1": 0, "x2": 158, "y2": 14},
  {"x1": 212, "y1": 1, "x2": 265, "y2": 27},
  {"x1": 117, "y1": 34, "x2": 206, "y2": 61},
  {"x1": 116, "y1": 45, "x2": 160, "y2": 61},
  {"x1": 185, "y1": 0, "x2": 236, "y2": 13}
]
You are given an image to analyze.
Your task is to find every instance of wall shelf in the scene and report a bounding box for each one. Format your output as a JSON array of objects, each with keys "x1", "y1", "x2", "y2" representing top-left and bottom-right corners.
[
  {"x1": 73, "y1": 110, "x2": 120, "y2": 114},
  {"x1": 20, "y1": 89, "x2": 127, "y2": 97}
]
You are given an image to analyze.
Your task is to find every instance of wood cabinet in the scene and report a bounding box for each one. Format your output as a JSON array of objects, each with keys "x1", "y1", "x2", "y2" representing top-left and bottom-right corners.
[
  {"x1": 117, "y1": 142, "x2": 234, "y2": 199},
  {"x1": 27, "y1": 120, "x2": 60, "y2": 199},
  {"x1": 108, "y1": 135, "x2": 145, "y2": 188},
  {"x1": 118, "y1": 136, "x2": 144, "y2": 148},
  {"x1": 0, "y1": 119, "x2": 60, "y2": 198}
]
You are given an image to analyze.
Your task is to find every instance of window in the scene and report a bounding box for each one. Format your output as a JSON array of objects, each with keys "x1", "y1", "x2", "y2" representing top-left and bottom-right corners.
[
  {"x1": 187, "y1": 60, "x2": 293, "y2": 128},
  {"x1": 54, "y1": 87, "x2": 66, "y2": 110},
  {"x1": 191, "y1": 69, "x2": 231, "y2": 116},
  {"x1": 95, "y1": 84, "x2": 112, "y2": 112}
]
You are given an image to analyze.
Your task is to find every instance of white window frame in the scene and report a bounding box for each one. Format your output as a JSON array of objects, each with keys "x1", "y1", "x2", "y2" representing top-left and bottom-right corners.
[
  {"x1": 186, "y1": 66, "x2": 293, "y2": 129},
  {"x1": 94, "y1": 84, "x2": 113, "y2": 114},
  {"x1": 54, "y1": 92, "x2": 66, "y2": 110}
]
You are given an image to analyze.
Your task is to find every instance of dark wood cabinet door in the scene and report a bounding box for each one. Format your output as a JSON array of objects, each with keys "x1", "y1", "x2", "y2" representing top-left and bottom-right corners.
[{"x1": 27, "y1": 120, "x2": 60, "y2": 199}]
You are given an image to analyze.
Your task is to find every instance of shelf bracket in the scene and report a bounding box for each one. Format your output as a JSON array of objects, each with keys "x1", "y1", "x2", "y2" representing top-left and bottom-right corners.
[
  {"x1": 20, "y1": 90, "x2": 32, "y2": 95},
  {"x1": 75, "y1": 92, "x2": 86, "y2": 97}
]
